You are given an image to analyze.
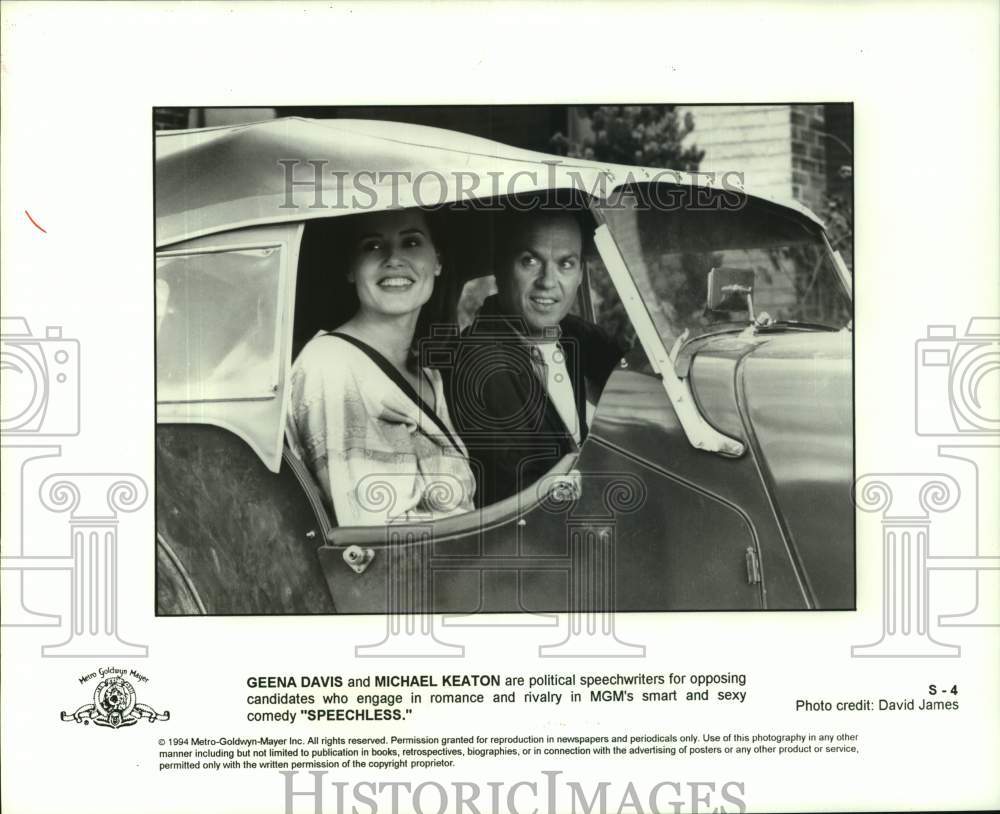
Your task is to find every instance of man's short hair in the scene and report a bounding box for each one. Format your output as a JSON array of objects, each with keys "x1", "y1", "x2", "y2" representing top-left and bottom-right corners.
[{"x1": 491, "y1": 206, "x2": 593, "y2": 277}]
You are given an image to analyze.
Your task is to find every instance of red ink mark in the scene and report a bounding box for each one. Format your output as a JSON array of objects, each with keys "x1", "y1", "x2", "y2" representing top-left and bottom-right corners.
[{"x1": 25, "y1": 210, "x2": 47, "y2": 233}]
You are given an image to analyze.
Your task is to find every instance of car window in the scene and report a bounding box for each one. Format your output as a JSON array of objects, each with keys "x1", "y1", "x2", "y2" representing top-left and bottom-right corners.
[
  {"x1": 594, "y1": 189, "x2": 851, "y2": 348},
  {"x1": 156, "y1": 246, "x2": 282, "y2": 402},
  {"x1": 456, "y1": 276, "x2": 498, "y2": 331},
  {"x1": 585, "y1": 245, "x2": 651, "y2": 373}
]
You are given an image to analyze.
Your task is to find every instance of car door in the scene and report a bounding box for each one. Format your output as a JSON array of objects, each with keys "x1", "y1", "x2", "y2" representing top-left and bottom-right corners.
[
  {"x1": 316, "y1": 213, "x2": 775, "y2": 614},
  {"x1": 155, "y1": 223, "x2": 342, "y2": 614}
]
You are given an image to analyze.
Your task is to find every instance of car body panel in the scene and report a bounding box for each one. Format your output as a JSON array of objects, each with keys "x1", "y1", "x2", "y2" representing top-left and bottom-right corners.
[
  {"x1": 156, "y1": 423, "x2": 336, "y2": 614},
  {"x1": 739, "y1": 331, "x2": 854, "y2": 607},
  {"x1": 689, "y1": 329, "x2": 854, "y2": 608},
  {"x1": 318, "y1": 380, "x2": 770, "y2": 613},
  {"x1": 317, "y1": 359, "x2": 827, "y2": 613},
  {"x1": 581, "y1": 366, "x2": 809, "y2": 608}
]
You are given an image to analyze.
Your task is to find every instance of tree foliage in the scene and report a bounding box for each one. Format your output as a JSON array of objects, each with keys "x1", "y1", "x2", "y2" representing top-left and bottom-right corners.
[
  {"x1": 550, "y1": 106, "x2": 707, "y2": 351},
  {"x1": 820, "y1": 192, "x2": 853, "y2": 271},
  {"x1": 549, "y1": 105, "x2": 705, "y2": 171}
]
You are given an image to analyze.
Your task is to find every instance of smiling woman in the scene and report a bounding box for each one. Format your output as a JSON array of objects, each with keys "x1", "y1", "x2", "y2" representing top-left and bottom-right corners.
[
  {"x1": 344, "y1": 210, "x2": 441, "y2": 324},
  {"x1": 284, "y1": 208, "x2": 477, "y2": 526}
]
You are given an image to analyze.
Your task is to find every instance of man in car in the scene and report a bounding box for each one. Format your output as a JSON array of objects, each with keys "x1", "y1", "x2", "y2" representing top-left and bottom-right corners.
[{"x1": 445, "y1": 209, "x2": 625, "y2": 506}]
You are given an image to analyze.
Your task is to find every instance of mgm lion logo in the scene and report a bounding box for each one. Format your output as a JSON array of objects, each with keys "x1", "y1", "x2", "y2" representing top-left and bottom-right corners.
[{"x1": 61, "y1": 677, "x2": 169, "y2": 729}]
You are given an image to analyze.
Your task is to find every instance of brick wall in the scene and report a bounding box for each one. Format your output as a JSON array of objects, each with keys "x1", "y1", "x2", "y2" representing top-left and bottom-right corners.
[
  {"x1": 789, "y1": 104, "x2": 828, "y2": 212},
  {"x1": 679, "y1": 104, "x2": 829, "y2": 213}
]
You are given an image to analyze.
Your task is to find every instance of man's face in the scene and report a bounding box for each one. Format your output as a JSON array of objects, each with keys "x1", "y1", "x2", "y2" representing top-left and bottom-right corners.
[{"x1": 496, "y1": 213, "x2": 583, "y2": 337}]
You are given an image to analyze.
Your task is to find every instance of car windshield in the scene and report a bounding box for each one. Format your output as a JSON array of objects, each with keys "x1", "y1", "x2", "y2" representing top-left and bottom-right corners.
[{"x1": 591, "y1": 185, "x2": 852, "y2": 347}]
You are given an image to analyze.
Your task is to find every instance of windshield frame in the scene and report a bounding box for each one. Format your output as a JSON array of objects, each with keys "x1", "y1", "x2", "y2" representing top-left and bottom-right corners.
[
  {"x1": 590, "y1": 183, "x2": 851, "y2": 348},
  {"x1": 589, "y1": 181, "x2": 850, "y2": 458}
]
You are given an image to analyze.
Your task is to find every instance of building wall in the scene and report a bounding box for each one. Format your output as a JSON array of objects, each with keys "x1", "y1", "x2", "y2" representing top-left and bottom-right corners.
[
  {"x1": 153, "y1": 108, "x2": 277, "y2": 130},
  {"x1": 678, "y1": 104, "x2": 829, "y2": 213},
  {"x1": 789, "y1": 104, "x2": 828, "y2": 212}
]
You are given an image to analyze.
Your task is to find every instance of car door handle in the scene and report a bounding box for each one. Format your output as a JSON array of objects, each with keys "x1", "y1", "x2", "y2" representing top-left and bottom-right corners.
[{"x1": 745, "y1": 546, "x2": 762, "y2": 585}]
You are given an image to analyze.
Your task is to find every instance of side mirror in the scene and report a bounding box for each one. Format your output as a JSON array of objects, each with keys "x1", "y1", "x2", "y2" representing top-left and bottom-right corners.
[{"x1": 706, "y1": 267, "x2": 756, "y2": 318}]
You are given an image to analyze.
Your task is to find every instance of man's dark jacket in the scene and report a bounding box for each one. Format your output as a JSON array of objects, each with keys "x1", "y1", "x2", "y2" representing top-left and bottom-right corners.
[{"x1": 441, "y1": 295, "x2": 624, "y2": 506}]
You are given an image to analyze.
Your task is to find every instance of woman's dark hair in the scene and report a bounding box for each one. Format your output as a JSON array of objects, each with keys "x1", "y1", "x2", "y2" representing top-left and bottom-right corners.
[
  {"x1": 292, "y1": 195, "x2": 596, "y2": 360},
  {"x1": 292, "y1": 207, "x2": 450, "y2": 363}
]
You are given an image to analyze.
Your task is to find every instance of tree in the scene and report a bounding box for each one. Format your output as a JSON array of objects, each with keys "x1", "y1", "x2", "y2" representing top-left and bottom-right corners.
[
  {"x1": 821, "y1": 189, "x2": 853, "y2": 271},
  {"x1": 550, "y1": 106, "x2": 707, "y2": 351},
  {"x1": 549, "y1": 105, "x2": 704, "y2": 170}
]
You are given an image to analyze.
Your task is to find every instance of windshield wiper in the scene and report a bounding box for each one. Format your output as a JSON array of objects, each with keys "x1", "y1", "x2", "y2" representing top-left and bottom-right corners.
[{"x1": 753, "y1": 319, "x2": 841, "y2": 333}]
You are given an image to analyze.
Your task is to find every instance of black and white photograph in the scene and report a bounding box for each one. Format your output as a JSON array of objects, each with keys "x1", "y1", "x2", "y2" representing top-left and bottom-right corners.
[
  {"x1": 154, "y1": 104, "x2": 855, "y2": 615},
  {"x1": 3, "y1": 3, "x2": 997, "y2": 814}
]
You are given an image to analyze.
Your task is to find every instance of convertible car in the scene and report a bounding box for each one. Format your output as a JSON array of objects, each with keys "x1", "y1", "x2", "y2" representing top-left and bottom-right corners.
[{"x1": 155, "y1": 116, "x2": 853, "y2": 615}]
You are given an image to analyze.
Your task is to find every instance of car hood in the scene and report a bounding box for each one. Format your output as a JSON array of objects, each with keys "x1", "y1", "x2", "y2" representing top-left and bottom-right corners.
[{"x1": 688, "y1": 330, "x2": 854, "y2": 607}]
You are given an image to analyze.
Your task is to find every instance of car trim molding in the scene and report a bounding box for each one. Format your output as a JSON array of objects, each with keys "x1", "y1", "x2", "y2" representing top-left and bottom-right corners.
[
  {"x1": 156, "y1": 532, "x2": 208, "y2": 615},
  {"x1": 732, "y1": 347, "x2": 817, "y2": 608},
  {"x1": 325, "y1": 453, "x2": 579, "y2": 547},
  {"x1": 593, "y1": 224, "x2": 746, "y2": 459}
]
